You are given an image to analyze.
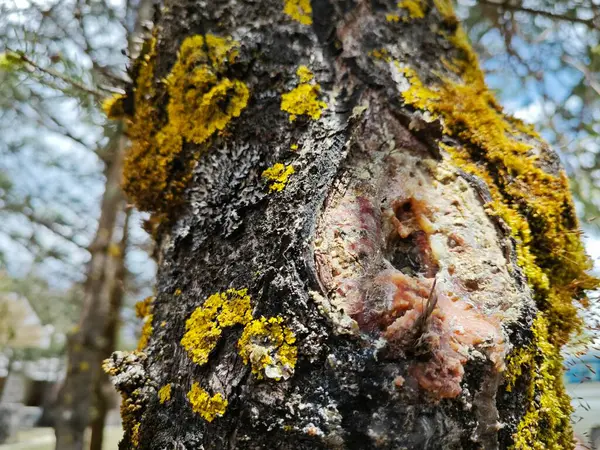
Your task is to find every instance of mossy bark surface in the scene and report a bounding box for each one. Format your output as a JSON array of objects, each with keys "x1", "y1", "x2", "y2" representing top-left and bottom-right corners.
[{"x1": 107, "y1": 1, "x2": 596, "y2": 449}]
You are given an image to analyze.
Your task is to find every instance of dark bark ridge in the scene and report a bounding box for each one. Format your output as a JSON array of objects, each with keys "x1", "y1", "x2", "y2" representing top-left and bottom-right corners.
[{"x1": 104, "y1": 0, "x2": 596, "y2": 449}]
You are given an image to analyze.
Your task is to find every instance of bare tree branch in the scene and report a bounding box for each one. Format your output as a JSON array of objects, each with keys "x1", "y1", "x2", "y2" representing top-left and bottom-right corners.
[{"x1": 477, "y1": 0, "x2": 599, "y2": 28}]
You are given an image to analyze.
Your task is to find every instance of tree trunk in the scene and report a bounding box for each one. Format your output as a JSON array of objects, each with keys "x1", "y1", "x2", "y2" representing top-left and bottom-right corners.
[
  {"x1": 54, "y1": 2, "x2": 154, "y2": 448},
  {"x1": 89, "y1": 209, "x2": 131, "y2": 450},
  {"x1": 105, "y1": 1, "x2": 597, "y2": 449},
  {"x1": 54, "y1": 133, "x2": 127, "y2": 450}
]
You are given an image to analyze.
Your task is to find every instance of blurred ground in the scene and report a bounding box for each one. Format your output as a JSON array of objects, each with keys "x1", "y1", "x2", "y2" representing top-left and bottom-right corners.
[{"x1": 0, "y1": 427, "x2": 122, "y2": 450}]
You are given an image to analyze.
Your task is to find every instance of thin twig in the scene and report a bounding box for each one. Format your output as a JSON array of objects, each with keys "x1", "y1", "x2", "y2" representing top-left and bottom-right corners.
[
  {"x1": 11, "y1": 50, "x2": 107, "y2": 99},
  {"x1": 563, "y1": 56, "x2": 600, "y2": 96},
  {"x1": 477, "y1": 0, "x2": 598, "y2": 28}
]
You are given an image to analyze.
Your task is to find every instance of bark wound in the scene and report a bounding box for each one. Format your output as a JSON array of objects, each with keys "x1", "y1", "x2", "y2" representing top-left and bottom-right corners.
[{"x1": 315, "y1": 108, "x2": 529, "y2": 403}]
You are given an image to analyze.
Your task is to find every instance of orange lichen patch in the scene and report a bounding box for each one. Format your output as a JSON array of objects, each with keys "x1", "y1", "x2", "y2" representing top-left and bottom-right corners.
[
  {"x1": 123, "y1": 34, "x2": 249, "y2": 216},
  {"x1": 283, "y1": 0, "x2": 312, "y2": 25},
  {"x1": 187, "y1": 382, "x2": 228, "y2": 422},
  {"x1": 262, "y1": 163, "x2": 295, "y2": 192},
  {"x1": 180, "y1": 288, "x2": 252, "y2": 366},
  {"x1": 281, "y1": 66, "x2": 327, "y2": 121},
  {"x1": 238, "y1": 316, "x2": 298, "y2": 380},
  {"x1": 158, "y1": 384, "x2": 171, "y2": 404}
]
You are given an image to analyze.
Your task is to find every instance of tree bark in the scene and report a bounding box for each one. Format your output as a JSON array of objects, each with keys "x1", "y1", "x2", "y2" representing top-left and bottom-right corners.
[{"x1": 105, "y1": 1, "x2": 596, "y2": 449}]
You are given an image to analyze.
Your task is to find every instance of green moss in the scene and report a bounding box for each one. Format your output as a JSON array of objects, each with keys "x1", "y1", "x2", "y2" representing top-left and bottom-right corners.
[
  {"x1": 262, "y1": 163, "x2": 295, "y2": 192},
  {"x1": 187, "y1": 382, "x2": 228, "y2": 422},
  {"x1": 505, "y1": 316, "x2": 574, "y2": 449},
  {"x1": 123, "y1": 34, "x2": 249, "y2": 218},
  {"x1": 180, "y1": 288, "x2": 252, "y2": 366},
  {"x1": 281, "y1": 66, "x2": 327, "y2": 121},
  {"x1": 395, "y1": 3, "x2": 598, "y2": 447},
  {"x1": 238, "y1": 316, "x2": 297, "y2": 380},
  {"x1": 283, "y1": 0, "x2": 312, "y2": 25}
]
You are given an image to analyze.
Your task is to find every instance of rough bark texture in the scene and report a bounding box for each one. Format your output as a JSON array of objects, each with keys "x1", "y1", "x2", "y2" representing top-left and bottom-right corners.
[{"x1": 105, "y1": 1, "x2": 596, "y2": 449}]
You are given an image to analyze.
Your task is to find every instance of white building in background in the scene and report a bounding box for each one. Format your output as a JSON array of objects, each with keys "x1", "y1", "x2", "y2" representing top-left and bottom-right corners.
[{"x1": 0, "y1": 294, "x2": 61, "y2": 444}]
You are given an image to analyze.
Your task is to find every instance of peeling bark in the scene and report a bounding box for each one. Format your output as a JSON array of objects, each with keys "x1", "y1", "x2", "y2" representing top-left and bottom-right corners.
[{"x1": 106, "y1": 1, "x2": 595, "y2": 449}]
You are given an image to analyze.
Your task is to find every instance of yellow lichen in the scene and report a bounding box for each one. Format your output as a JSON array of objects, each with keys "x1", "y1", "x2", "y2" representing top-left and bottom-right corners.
[
  {"x1": 131, "y1": 422, "x2": 141, "y2": 448},
  {"x1": 281, "y1": 66, "x2": 327, "y2": 121},
  {"x1": 102, "y1": 93, "x2": 126, "y2": 119},
  {"x1": 290, "y1": 143, "x2": 299, "y2": 151},
  {"x1": 433, "y1": 0, "x2": 458, "y2": 25},
  {"x1": 123, "y1": 34, "x2": 249, "y2": 217},
  {"x1": 370, "y1": 48, "x2": 392, "y2": 62},
  {"x1": 397, "y1": 0, "x2": 425, "y2": 19},
  {"x1": 283, "y1": 0, "x2": 312, "y2": 25},
  {"x1": 158, "y1": 383, "x2": 172, "y2": 404},
  {"x1": 187, "y1": 382, "x2": 228, "y2": 422},
  {"x1": 163, "y1": 35, "x2": 249, "y2": 145},
  {"x1": 387, "y1": 0, "x2": 425, "y2": 22},
  {"x1": 135, "y1": 296, "x2": 153, "y2": 319},
  {"x1": 180, "y1": 288, "x2": 252, "y2": 366},
  {"x1": 262, "y1": 163, "x2": 295, "y2": 192},
  {"x1": 238, "y1": 316, "x2": 298, "y2": 380},
  {"x1": 396, "y1": 3, "x2": 598, "y2": 447},
  {"x1": 137, "y1": 314, "x2": 153, "y2": 350},
  {"x1": 296, "y1": 65, "x2": 314, "y2": 83},
  {"x1": 135, "y1": 296, "x2": 154, "y2": 350}
]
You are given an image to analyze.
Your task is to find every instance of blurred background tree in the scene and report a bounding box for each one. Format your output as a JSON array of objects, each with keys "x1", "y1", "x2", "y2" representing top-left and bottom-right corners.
[{"x1": 0, "y1": 0, "x2": 155, "y2": 448}]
